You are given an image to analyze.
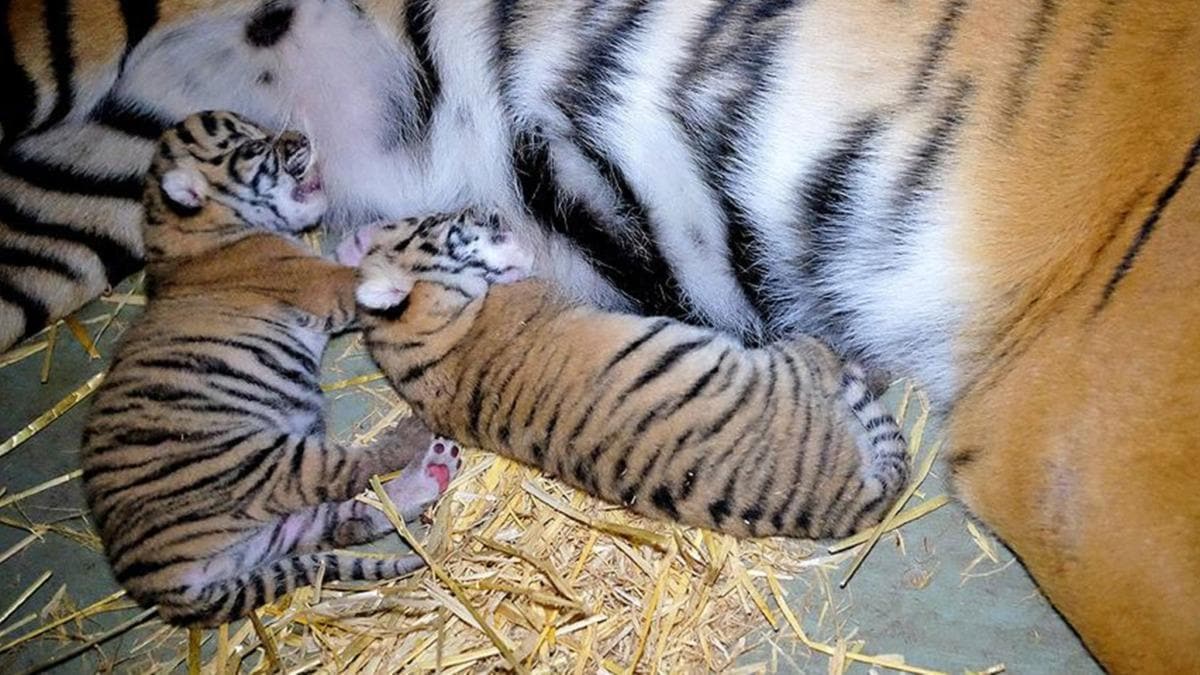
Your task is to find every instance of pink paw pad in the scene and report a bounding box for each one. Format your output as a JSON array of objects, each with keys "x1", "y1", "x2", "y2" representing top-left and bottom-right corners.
[
  {"x1": 335, "y1": 224, "x2": 377, "y2": 266},
  {"x1": 426, "y1": 464, "x2": 451, "y2": 493},
  {"x1": 425, "y1": 439, "x2": 462, "y2": 493}
]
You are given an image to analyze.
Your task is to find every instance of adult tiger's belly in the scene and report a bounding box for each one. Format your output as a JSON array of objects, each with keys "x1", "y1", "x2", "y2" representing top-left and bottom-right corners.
[{"x1": 109, "y1": 0, "x2": 971, "y2": 407}]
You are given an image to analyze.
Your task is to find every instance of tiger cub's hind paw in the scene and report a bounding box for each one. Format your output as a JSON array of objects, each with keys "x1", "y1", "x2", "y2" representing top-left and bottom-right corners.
[
  {"x1": 382, "y1": 437, "x2": 463, "y2": 520},
  {"x1": 424, "y1": 438, "x2": 462, "y2": 493}
]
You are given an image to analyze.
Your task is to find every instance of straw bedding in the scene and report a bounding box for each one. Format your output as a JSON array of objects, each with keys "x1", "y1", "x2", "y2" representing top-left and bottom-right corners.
[{"x1": 0, "y1": 270, "x2": 995, "y2": 675}]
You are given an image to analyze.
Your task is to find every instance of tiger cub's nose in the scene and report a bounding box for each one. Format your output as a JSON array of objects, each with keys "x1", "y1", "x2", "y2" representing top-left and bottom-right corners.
[{"x1": 277, "y1": 131, "x2": 313, "y2": 177}]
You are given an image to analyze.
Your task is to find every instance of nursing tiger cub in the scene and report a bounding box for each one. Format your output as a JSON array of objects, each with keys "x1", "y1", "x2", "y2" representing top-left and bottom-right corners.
[
  {"x1": 80, "y1": 110, "x2": 461, "y2": 627},
  {"x1": 346, "y1": 212, "x2": 909, "y2": 539}
]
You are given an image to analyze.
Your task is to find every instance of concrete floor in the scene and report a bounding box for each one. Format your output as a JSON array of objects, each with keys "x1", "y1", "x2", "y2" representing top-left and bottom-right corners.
[{"x1": 0, "y1": 285, "x2": 1101, "y2": 673}]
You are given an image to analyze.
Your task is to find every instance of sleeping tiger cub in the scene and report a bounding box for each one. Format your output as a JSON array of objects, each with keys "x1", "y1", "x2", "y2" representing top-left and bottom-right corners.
[
  {"x1": 345, "y1": 212, "x2": 909, "y2": 539},
  {"x1": 80, "y1": 110, "x2": 461, "y2": 627}
]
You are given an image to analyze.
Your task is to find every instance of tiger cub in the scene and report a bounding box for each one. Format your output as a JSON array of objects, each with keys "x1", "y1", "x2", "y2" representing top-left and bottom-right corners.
[
  {"x1": 345, "y1": 212, "x2": 910, "y2": 539},
  {"x1": 81, "y1": 111, "x2": 462, "y2": 627}
]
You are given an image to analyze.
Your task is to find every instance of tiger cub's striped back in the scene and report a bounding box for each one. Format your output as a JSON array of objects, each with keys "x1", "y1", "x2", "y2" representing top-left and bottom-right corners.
[
  {"x1": 350, "y1": 212, "x2": 909, "y2": 539},
  {"x1": 81, "y1": 111, "x2": 460, "y2": 626}
]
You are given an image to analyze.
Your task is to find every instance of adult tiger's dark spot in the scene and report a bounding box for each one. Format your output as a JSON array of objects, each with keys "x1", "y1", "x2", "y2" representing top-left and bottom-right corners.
[
  {"x1": 245, "y1": 4, "x2": 295, "y2": 48},
  {"x1": 948, "y1": 445, "x2": 981, "y2": 476}
]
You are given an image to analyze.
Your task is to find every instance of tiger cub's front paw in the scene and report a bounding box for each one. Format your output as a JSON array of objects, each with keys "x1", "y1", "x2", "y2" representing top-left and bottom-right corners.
[{"x1": 335, "y1": 223, "x2": 381, "y2": 267}]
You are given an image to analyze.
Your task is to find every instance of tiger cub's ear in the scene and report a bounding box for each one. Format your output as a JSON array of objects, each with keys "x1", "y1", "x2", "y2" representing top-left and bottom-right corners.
[
  {"x1": 356, "y1": 273, "x2": 414, "y2": 310},
  {"x1": 160, "y1": 167, "x2": 209, "y2": 210}
]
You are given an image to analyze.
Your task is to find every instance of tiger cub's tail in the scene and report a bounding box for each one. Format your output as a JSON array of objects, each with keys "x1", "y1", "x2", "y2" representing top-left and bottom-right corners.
[{"x1": 157, "y1": 552, "x2": 425, "y2": 627}]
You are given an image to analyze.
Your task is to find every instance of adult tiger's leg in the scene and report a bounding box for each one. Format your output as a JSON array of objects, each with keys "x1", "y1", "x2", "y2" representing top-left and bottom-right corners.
[{"x1": 948, "y1": 178, "x2": 1200, "y2": 672}]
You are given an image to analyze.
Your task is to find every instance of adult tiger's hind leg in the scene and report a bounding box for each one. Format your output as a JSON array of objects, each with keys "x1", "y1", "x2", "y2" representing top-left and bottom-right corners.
[{"x1": 948, "y1": 182, "x2": 1200, "y2": 672}]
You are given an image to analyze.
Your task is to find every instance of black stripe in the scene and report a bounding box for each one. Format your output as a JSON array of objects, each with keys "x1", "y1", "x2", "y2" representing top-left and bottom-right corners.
[
  {"x1": 174, "y1": 120, "x2": 197, "y2": 147},
  {"x1": 0, "y1": 278, "x2": 49, "y2": 339},
  {"x1": 768, "y1": 351, "x2": 812, "y2": 530},
  {"x1": 245, "y1": 3, "x2": 295, "y2": 48},
  {"x1": 250, "y1": 566, "x2": 268, "y2": 606},
  {"x1": 670, "y1": 363, "x2": 762, "y2": 502},
  {"x1": 737, "y1": 354, "x2": 782, "y2": 531},
  {"x1": 200, "y1": 111, "x2": 220, "y2": 137},
  {"x1": 207, "y1": 378, "x2": 311, "y2": 413},
  {"x1": 477, "y1": 348, "x2": 526, "y2": 440},
  {"x1": 541, "y1": 399, "x2": 563, "y2": 467},
  {"x1": 0, "y1": 193, "x2": 142, "y2": 284},
  {"x1": 907, "y1": 0, "x2": 969, "y2": 101},
  {"x1": 674, "y1": 0, "x2": 800, "y2": 326},
  {"x1": 893, "y1": 78, "x2": 974, "y2": 213},
  {"x1": 555, "y1": 0, "x2": 653, "y2": 124},
  {"x1": 696, "y1": 0, "x2": 740, "y2": 53},
  {"x1": 652, "y1": 349, "x2": 728, "y2": 421},
  {"x1": 720, "y1": 193, "x2": 770, "y2": 327},
  {"x1": 403, "y1": 0, "x2": 440, "y2": 142},
  {"x1": 391, "y1": 354, "x2": 449, "y2": 385},
  {"x1": 120, "y1": 382, "x2": 203, "y2": 403},
  {"x1": 87, "y1": 430, "x2": 255, "y2": 487},
  {"x1": 113, "y1": 554, "x2": 197, "y2": 583},
  {"x1": 229, "y1": 584, "x2": 247, "y2": 620},
  {"x1": 792, "y1": 423, "x2": 835, "y2": 535},
  {"x1": 93, "y1": 430, "x2": 276, "y2": 504},
  {"x1": 0, "y1": 151, "x2": 142, "y2": 199},
  {"x1": 619, "y1": 335, "x2": 714, "y2": 401},
  {"x1": 806, "y1": 114, "x2": 883, "y2": 227},
  {"x1": 1054, "y1": 0, "x2": 1120, "y2": 116},
  {"x1": 0, "y1": 2, "x2": 39, "y2": 144},
  {"x1": 164, "y1": 335, "x2": 315, "y2": 385},
  {"x1": 511, "y1": 131, "x2": 686, "y2": 318},
  {"x1": 118, "y1": 0, "x2": 159, "y2": 67},
  {"x1": 463, "y1": 360, "x2": 494, "y2": 439},
  {"x1": 0, "y1": 243, "x2": 86, "y2": 280},
  {"x1": 604, "y1": 318, "x2": 671, "y2": 371},
  {"x1": 651, "y1": 484, "x2": 680, "y2": 520},
  {"x1": 575, "y1": 142, "x2": 691, "y2": 318},
  {"x1": 492, "y1": 0, "x2": 519, "y2": 73},
  {"x1": 796, "y1": 115, "x2": 883, "y2": 338},
  {"x1": 34, "y1": 0, "x2": 76, "y2": 133},
  {"x1": 90, "y1": 95, "x2": 170, "y2": 140},
  {"x1": 258, "y1": 331, "x2": 319, "y2": 372},
  {"x1": 707, "y1": 487, "x2": 732, "y2": 526},
  {"x1": 1096, "y1": 133, "x2": 1200, "y2": 311},
  {"x1": 695, "y1": 364, "x2": 759, "y2": 447},
  {"x1": 748, "y1": 0, "x2": 799, "y2": 23},
  {"x1": 817, "y1": 464, "x2": 863, "y2": 537},
  {"x1": 1002, "y1": 0, "x2": 1060, "y2": 128},
  {"x1": 495, "y1": 363, "x2": 534, "y2": 447},
  {"x1": 169, "y1": 437, "x2": 282, "y2": 499}
]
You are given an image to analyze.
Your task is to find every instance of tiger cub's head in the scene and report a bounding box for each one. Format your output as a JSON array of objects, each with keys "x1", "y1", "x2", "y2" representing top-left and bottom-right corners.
[
  {"x1": 143, "y1": 110, "x2": 326, "y2": 262},
  {"x1": 346, "y1": 210, "x2": 533, "y2": 311}
]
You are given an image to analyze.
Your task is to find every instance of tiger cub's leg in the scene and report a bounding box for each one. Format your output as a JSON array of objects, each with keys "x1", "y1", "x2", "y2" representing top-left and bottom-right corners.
[
  {"x1": 243, "y1": 417, "x2": 436, "y2": 517},
  {"x1": 262, "y1": 436, "x2": 464, "y2": 553},
  {"x1": 160, "y1": 435, "x2": 462, "y2": 626},
  {"x1": 276, "y1": 263, "x2": 361, "y2": 333},
  {"x1": 815, "y1": 361, "x2": 912, "y2": 536},
  {"x1": 163, "y1": 551, "x2": 428, "y2": 626}
]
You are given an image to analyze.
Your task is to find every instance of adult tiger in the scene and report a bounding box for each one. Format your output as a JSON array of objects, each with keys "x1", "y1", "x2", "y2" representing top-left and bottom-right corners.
[{"x1": 1, "y1": 0, "x2": 1197, "y2": 670}]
